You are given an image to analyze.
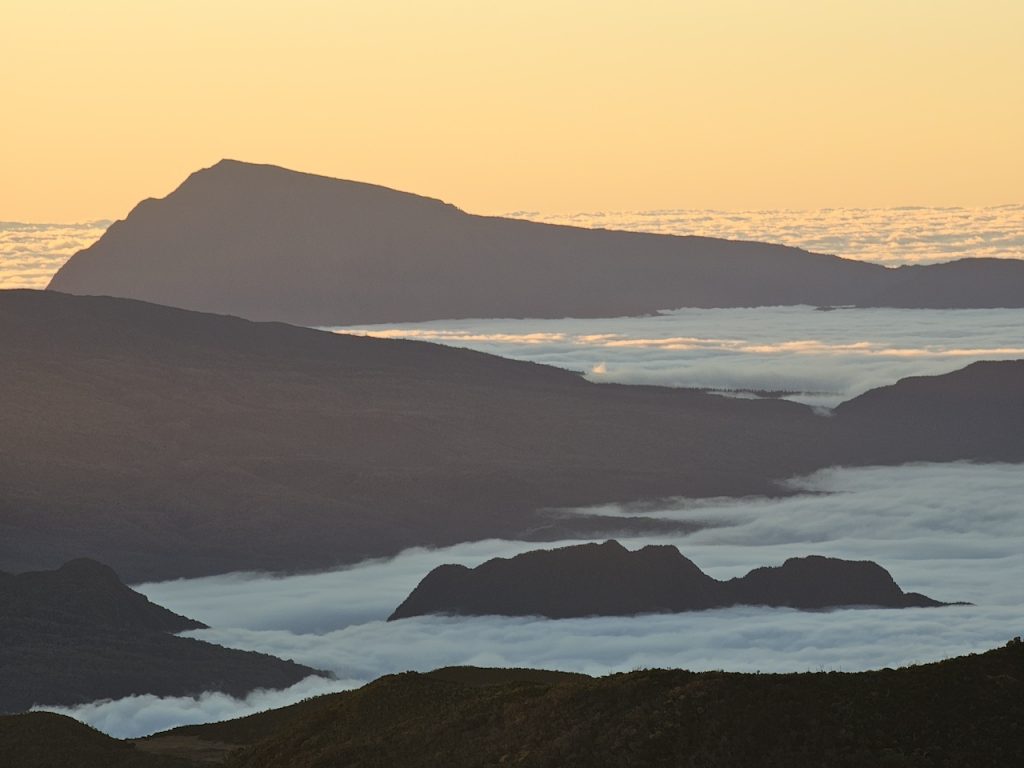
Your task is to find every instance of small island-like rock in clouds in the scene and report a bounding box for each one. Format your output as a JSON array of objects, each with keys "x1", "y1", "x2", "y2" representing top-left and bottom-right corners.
[
  {"x1": 388, "y1": 541, "x2": 947, "y2": 620},
  {"x1": 0, "y1": 559, "x2": 324, "y2": 713}
]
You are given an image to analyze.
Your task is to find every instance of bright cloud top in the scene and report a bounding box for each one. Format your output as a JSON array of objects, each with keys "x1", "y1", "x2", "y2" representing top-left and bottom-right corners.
[
  {"x1": 332, "y1": 306, "x2": 1024, "y2": 407},
  {"x1": 512, "y1": 205, "x2": 1024, "y2": 265},
  {"x1": 44, "y1": 462, "x2": 1024, "y2": 738},
  {"x1": 0, "y1": 221, "x2": 110, "y2": 290}
]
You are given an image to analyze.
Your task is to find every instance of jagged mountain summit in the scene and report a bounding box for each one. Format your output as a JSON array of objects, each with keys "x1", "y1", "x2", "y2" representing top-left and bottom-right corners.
[
  {"x1": 48, "y1": 160, "x2": 1024, "y2": 325},
  {"x1": 388, "y1": 541, "x2": 946, "y2": 619},
  {"x1": 0, "y1": 559, "x2": 322, "y2": 713}
]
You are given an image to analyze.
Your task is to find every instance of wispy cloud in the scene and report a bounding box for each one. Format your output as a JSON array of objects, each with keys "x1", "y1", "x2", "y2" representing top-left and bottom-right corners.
[{"x1": 34, "y1": 675, "x2": 352, "y2": 740}]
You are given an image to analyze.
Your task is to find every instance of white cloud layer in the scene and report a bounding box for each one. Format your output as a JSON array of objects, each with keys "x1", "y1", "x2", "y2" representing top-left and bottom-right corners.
[
  {"x1": 0, "y1": 221, "x2": 109, "y2": 289},
  {"x1": 42, "y1": 463, "x2": 1024, "y2": 738},
  {"x1": 510, "y1": 205, "x2": 1024, "y2": 265},
  {"x1": 330, "y1": 306, "x2": 1024, "y2": 406}
]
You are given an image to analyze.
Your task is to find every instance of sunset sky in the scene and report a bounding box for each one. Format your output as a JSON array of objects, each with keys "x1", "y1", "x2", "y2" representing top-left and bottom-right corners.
[{"x1": 4, "y1": 0, "x2": 1022, "y2": 221}]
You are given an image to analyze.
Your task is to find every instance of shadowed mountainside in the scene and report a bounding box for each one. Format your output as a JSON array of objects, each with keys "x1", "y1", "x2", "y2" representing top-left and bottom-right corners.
[
  {"x1": 0, "y1": 559, "x2": 322, "y2": 713},
  {"x1": 0, "y1": 289, "x2": 824, "y2": 580},
  {"x1": 388, "y1": 540, "x2": 945, "y2": 619},
  {"x1": 1, "y1": 290, "x2": 1022, "y2": 581},
  {"x1": 48, "y1": 160, "x2": 1024, "y2": 325}
]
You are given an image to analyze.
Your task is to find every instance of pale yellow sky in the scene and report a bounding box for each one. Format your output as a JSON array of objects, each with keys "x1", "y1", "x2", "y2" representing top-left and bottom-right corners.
[{"x1": 3, "y1": 0, "x2": 1022, "y2": 221}]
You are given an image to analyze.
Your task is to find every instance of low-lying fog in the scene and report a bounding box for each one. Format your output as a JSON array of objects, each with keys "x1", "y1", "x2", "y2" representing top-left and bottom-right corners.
[
  {"x1": 329, "y1": 306, "x2": 1024, "y2": 407},
  {"x1": 40, "y1": 462, "x2": 1024, "y2": 738}
]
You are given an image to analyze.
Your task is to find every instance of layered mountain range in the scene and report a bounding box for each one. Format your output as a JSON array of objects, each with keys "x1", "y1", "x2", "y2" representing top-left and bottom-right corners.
[
  {"x1": 1, "y1": 289, "x2": 1021, "y2": 580},
  {"x1": 0, "y1": 559, "x2": 321, "y2": 713},
  {"x1": 388, "y1": 540, "x2": 945, "y2": 619},
  {"x1": 48, "y1": 160, "x2": 1024, "y2": 326}
]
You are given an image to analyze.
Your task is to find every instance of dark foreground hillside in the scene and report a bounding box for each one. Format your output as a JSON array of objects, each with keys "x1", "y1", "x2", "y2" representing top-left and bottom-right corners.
[
  {"x1": 136, "y1": 642, "x2": 1024, "y2": 767},
  {"x1": 4, "y1": 645, "x2": 1021, "y2": 766},
  {"x1": 0, "y1": 713, "x2": 190, "y2": 768}
]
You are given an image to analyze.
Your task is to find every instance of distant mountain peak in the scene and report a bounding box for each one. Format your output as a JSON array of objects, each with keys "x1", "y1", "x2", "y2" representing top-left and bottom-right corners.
[{"x1": 48, "y1": 160, "x2": 1024, "y2": 327}]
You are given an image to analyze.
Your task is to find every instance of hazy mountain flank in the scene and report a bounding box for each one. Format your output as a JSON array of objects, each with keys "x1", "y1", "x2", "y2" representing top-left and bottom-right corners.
[
  {"x1": 0, "y1": 559, "x2": 321, "y2": 713},
  {"x1": 48, "y1": 160, "x2": 1024, "y2": 325},
  {"x1": 388, "y1": 540, "x2": 946, "y2": 619},
  {"x1": 1, "y1": 290, "x2": 1021, "y2": 580}
]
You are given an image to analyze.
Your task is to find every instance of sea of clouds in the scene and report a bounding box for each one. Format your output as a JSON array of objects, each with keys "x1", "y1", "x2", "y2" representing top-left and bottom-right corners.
[
  {"x1": 39, "y1": 462, "x2": 1024, "y2": 738},
  {"x1": 14, "y1": 206, "x2": 1022, "y2": 738},
  {"x1": 332, "y1": 306, "x2": 1024, "y2": 407},
  {"x1": 0, "y1": 221, "x2": 110, "y2": 289},
  {"x1": 511, "y1": 205, "x2": 1024, "y2": 265}
]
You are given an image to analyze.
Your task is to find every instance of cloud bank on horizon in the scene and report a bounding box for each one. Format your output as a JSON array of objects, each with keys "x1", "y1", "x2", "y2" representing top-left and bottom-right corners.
[
  {"x1": 512, "y1": 205, "x2": 1024, "y2": 266},
  {"x1": 336, "y1": 306, "x2": 1024, "y2": 407},
  {"x1": 42, "y1": 462, "x2": 1024, "y2": 739},
  {"x1": 0, "y1": 221, "x2": 110, "y2": 290}
]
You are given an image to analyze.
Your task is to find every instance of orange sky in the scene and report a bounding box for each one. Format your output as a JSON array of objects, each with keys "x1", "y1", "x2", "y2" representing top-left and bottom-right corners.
[{"x1": 3, "y1": 0, "x2": 1022, "y2": 221}]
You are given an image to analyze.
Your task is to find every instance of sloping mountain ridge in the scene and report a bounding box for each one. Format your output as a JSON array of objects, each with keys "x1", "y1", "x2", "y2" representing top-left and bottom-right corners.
[
  {"x1": 1, "y1": 289, "x2": 1021, "y2": 581},
  {"x1": 47, "y1": 160, "x2": 1024, "y2": 325},
  {"x1": 0, "y1": 289, "x2": 825, "y2": 581}
]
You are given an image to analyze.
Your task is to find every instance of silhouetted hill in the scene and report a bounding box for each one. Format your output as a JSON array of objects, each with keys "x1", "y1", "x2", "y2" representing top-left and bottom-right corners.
[
  {"x1": 728, "y1": 555, "x2": 942, "y2": 610},
  {"x1": 136, "y1": 642, "x2": 1024, "y2": 767},
  {"x1": 0, "y1": 558, "x2": 203, "y2": 633},
  {"x1": 48, "y1": 160, "x2": 1024, "y2": 324},
  {"x1": 0, "y1": 560, "x2": 322, "y2": 713},
  {"x1": 388, "y1": 541, "x2": 944, "y2": 619},
  {"x1": 833, "y1": 360, "x2": 1024, "y2": 464},
  {"x1": 2, "y1": 290, "x2": 1021, "y2": 580}
]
